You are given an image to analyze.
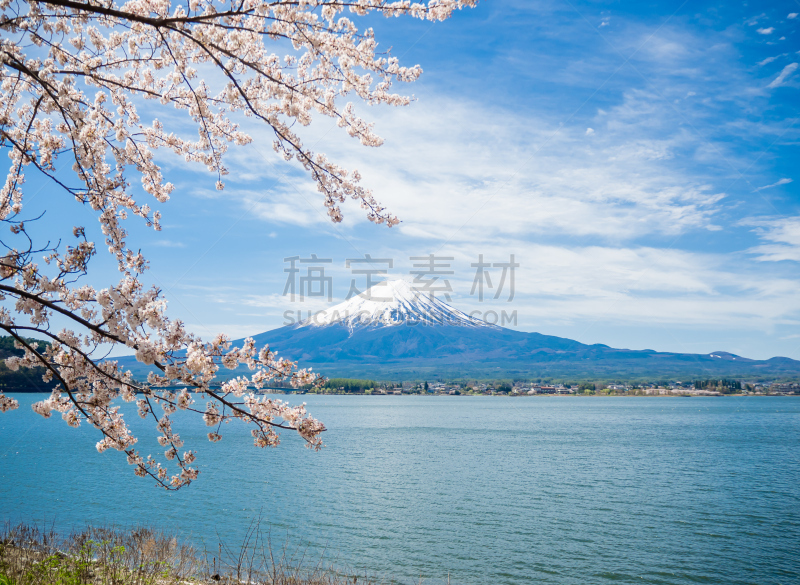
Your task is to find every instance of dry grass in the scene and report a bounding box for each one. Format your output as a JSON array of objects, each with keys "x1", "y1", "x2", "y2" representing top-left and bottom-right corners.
[
  {"x1": 0, "y1": 523, "x2": 197, "y2": 585},
  {"x1": 0, "y1": 522, "x2": 397, "y2": 585}
]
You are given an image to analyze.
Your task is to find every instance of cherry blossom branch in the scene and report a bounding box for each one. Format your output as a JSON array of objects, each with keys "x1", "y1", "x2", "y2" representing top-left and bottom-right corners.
[{"x1": 0, "y1": 0, "x2": 474, "y2": 487}]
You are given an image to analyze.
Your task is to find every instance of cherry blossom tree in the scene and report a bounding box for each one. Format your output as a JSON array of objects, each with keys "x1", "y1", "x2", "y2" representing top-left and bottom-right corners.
[{"x1": 0, "y1": 0, "x2": 475, "y2": 488}]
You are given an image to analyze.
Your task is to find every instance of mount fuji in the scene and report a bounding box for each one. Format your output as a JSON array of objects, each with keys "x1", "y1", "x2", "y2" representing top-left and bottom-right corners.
[
  {"x1": 283, "y1": 279, "x2": 494, "y2": 331},
  {"x1": 238, "y1": 279, "x2": 800, "y2": 380},
  {"x1": 115, "y1": 279, "x2": 800, "y2": 380}
]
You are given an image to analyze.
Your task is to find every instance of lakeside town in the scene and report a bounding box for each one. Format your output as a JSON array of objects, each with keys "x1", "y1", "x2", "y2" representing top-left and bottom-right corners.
[{"x1": 275, "y1": 379, "x2": 800, "y2": 397}]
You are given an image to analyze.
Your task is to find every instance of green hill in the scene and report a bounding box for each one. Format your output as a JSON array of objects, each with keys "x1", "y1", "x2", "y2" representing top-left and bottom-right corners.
[{"x1": 0, "y1": 335, "x2": 53, "y2": 392}]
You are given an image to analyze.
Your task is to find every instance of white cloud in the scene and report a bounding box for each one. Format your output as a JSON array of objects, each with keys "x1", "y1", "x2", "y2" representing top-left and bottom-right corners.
[
  {"x1": 639, "y1": 35, "x2": 690, "y2": 62},
  {"x1": 757, "y1": 27, "x2": 775, "y2": 35},
  {"x1": 187, "y1": 183, "x2": 330, "y2": 228},
  {"x1": 402, "y1": 240, "x2": 800, "y2": 332},
  {"x1": 746, "y1": 216, "x2": 800, "y2": 262},
  {"x1": 242, "y1": 185, "x2": 332, "y2": 227},
  {"x1": 199, "y1": 238, "x2": 800, "y2": 334},
  {"x1": 753, "y1": 178, "x2": 792, "y2": 192},
  {"x1": 758, "y1": 55, "x2": 781, "y2": 66},
  {"x1": 252, "y1": 91, "x2": 729, "y2": 244},
  {"x1": 788, "y1": 13, "x2": 798, "y2": 20},
  {"x1": 768, "y1": 63, "x2": 798, "y2": 88},
  {"x1": 235, "y1": 292, "x2": 332, "y2": 313},
  {"x1": 204, "y1": 89, "x2": 729, "y2": 248}
]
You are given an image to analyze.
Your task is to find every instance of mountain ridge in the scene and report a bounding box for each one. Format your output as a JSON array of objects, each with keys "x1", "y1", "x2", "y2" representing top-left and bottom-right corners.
[
  {"x1": 244, "y1": 280, "x2": 800, "y2": 379},
  {"x1": 114, "y1": 279, "x2": 800, "y2": 381}
]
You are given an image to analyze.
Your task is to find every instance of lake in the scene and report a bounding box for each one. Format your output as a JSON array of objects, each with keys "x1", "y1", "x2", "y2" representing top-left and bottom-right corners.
[{"x1": 1, "y1": 394, "x2": 799, "y2": 584}]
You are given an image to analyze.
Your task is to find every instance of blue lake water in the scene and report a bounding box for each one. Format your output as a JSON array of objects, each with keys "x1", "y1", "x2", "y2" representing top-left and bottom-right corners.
[{"x1": 1, "y1": 394, "x2": 799, "y2": 584}]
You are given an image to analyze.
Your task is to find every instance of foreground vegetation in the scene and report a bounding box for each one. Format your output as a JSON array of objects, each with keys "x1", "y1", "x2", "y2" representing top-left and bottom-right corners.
[{"x1": 0, "y1": 523, "x2": 389, "y2": 585}]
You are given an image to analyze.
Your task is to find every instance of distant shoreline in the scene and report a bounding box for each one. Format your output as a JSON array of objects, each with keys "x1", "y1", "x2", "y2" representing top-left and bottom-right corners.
[
  {"x1": 4, "y1": 390, "x2": 797, "y2": 398},
  {"x1": 273, "y1": 392, "x2": 799, "y2": 397}
]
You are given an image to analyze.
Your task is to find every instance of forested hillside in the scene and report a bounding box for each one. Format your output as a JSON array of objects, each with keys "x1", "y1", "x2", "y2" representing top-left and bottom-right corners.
[{"x1": 0, "y1": 336, "x2": 52, "y2": 392}]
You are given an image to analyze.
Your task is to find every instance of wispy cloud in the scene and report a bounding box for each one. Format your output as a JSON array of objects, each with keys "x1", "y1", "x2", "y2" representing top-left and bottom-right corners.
[
  {"x1": 758, "y1": 54, "x2": 783, "y2": 66},
  {"x1": 152, "y1": 239, "x2": 186, "y2": 248},
  {"x1": 746, "y1": 216, "x2": 800, "y2": 262},
  {"x1": 757, "y1": 27, "x2": 775, "y2": 35},
  {"x1": 245, "y1": 89, "x2": 731, "y2": 244},
  {"x1": 753, "y1": 178, "x2": 793, "y2": 192},
  {"x1": 768, "y1": 62, "x2": 798, "y2": 88}
]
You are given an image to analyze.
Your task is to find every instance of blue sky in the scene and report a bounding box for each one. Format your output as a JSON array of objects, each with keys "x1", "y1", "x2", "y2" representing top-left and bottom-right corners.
[{"x1": 27, "y1": 0, "x2": 800, "y2": 360}]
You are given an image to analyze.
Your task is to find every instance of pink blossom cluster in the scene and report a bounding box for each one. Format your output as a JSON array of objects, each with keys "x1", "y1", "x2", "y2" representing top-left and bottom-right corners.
[{"x1": 0, "y1": 0, "x2": 474, "y2": 489}]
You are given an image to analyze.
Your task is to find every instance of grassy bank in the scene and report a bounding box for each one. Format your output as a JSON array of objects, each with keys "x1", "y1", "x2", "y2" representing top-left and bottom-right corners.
[{"x1": 0, "y1": 523, "x2": 389, "y2": 585}]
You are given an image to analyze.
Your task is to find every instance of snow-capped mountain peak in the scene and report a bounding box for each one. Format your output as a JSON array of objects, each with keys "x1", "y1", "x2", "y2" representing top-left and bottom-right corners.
[{"x1": 295, "y1": 278, "x2": 496, "y2": 332}]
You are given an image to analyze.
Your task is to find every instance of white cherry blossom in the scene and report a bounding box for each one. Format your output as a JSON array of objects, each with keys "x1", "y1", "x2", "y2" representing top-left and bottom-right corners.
[{"x1": 0, "y1": 0, "x2": 474, "y2": 489}]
